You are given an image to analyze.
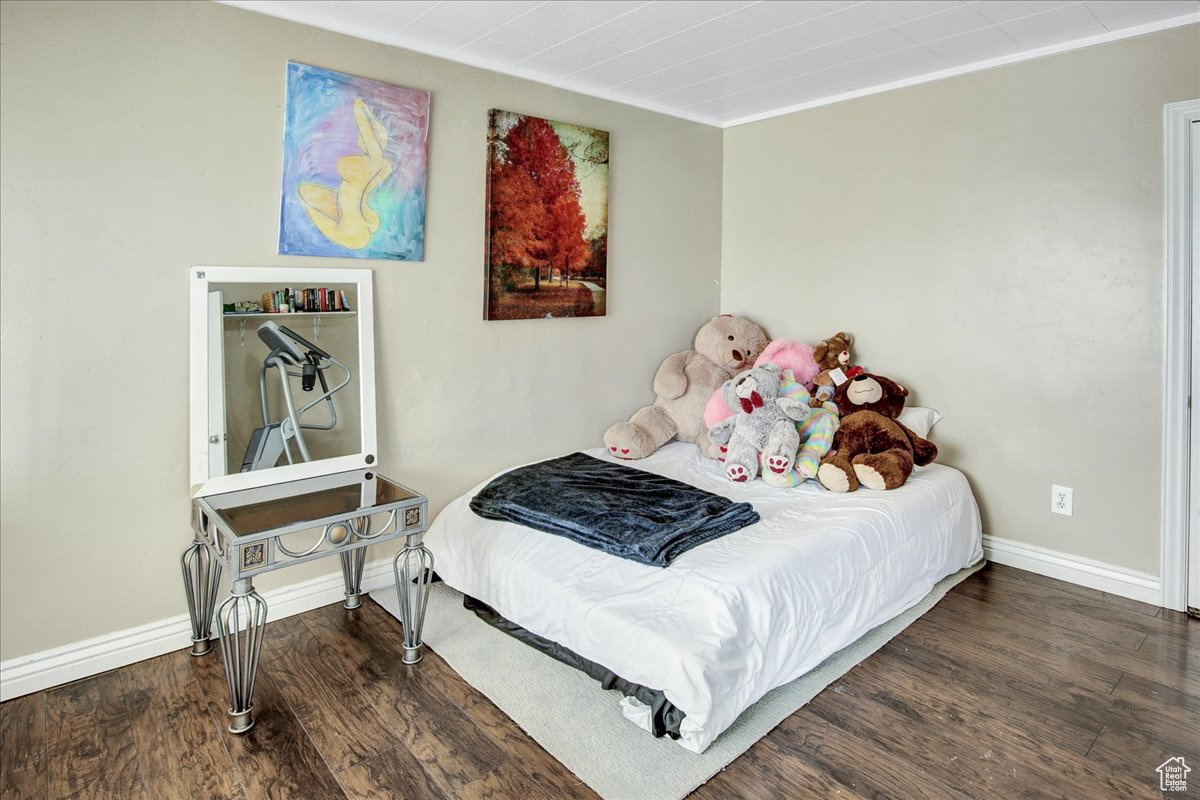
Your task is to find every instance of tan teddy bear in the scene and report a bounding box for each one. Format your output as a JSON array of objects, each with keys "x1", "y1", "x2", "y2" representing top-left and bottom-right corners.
[{"x1": 605, "y1": 315, "x2": 768, "y2": 459}]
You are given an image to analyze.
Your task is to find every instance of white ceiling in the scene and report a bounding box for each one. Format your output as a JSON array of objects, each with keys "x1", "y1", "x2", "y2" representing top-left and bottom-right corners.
[{"x1": 222, "y1": 0, "x2": 1200, "y2": 126}]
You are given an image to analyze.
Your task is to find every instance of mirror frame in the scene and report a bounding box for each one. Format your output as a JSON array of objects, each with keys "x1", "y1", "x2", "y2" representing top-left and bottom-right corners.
[{"x1": 189, "y1": 265, "x2": 377, "y2": 498}]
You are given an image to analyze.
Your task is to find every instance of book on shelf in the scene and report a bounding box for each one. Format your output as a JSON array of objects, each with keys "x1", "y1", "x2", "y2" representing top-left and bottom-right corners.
[{"x1": 239, "y1": 288, "x2": 353, "y2": 314}]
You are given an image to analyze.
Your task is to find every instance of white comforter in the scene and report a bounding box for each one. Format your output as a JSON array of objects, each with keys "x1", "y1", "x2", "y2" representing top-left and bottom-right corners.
[{"x1": 424, "y1": 442, "x2": 983, "y2": 753}]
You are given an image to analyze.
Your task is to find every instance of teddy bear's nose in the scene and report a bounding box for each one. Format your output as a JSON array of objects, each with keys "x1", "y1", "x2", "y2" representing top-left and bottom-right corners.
[
  {"x1": 732, "y1": 349, "x2": 743, "y2": 362},
  {"x1": 853, "y1": 374, "x2": 869, "y2": 382}
]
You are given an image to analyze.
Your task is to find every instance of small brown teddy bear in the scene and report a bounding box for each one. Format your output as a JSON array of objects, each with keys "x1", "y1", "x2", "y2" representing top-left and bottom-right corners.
[
  {"x1": 817, "y1": 373, "x2": 937, "y2": 492},
  {"x1": 810, "y1": 332, "x2": 862, "y2": 407}
]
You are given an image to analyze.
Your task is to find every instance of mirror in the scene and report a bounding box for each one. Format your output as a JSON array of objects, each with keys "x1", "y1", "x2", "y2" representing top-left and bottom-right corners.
[{"x1": 190, "y1": 266, "x2": 376, "y2": 497}]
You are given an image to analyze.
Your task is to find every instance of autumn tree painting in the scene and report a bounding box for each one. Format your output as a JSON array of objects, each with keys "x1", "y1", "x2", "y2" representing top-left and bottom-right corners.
[{"x1": 485, "y1": 109, "x2": 609, "y2": 320}]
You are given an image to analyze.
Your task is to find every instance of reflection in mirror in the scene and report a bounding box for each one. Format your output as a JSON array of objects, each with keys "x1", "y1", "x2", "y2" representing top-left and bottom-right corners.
[
  {"x1": 190, "y1": 267, "x2": 376, "y2": 498},
  {"x1": 214, "y1": 283, "x2": 362, "y2": 476}
]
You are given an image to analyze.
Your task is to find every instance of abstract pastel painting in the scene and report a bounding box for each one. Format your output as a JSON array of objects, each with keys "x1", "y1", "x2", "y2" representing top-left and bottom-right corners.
[
  {"x1": 485, "y1": 109, "x2": 608, "y2": 320},
  {"x1": 279, "y1": 62, "x2": 429, "y2": 260}
]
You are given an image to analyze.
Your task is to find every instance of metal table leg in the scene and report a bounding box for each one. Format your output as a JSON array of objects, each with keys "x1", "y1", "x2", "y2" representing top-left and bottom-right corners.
[
  {"x1": 339, "y1": 518, "x2": 368, "y2": 610},
  {"x1": 393, "y1": 532, "x2": 434, "y2": 665},
  {"x1": 216, "y1": 578, "x2": 268, "y2": 734},
  {"x1": 181, "y1": 540, "x2": 222, "y2": 657},
  {"x1": 340, "y1": 546, "x2": 367, "y2": 610}
]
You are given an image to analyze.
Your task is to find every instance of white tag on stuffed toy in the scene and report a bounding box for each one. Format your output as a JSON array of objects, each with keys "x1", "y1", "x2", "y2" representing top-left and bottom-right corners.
[{"x1": 829, "y1": 367, "x2": 848, "y2": 386}]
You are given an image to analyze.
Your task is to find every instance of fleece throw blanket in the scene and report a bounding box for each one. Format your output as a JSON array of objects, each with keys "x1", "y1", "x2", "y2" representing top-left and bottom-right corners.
[{"x1": 469, "y1": 452, "x2": 759, "y2": 567}]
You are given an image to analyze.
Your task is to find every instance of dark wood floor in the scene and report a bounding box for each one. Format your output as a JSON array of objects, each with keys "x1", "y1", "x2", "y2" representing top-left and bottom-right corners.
[{"x1": 1, "y1": 563, "x2": 1196, "y2": 799}]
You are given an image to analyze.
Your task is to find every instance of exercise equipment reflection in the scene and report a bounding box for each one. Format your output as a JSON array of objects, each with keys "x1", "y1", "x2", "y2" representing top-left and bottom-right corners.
[{"x1": 241, "y1": 321, "x2": 351, "y2": 472}]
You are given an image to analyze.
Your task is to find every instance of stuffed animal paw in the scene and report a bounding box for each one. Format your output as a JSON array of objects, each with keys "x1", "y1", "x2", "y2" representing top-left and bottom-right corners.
[
  {"x1": 763, "y1": 453, "x2": 793, "y2": 476},
  {"x1": 604, "y1": 421, "x2": 657, "y2": 460},
  {"x1": 761, "y1": 419, "x2": 800, "y2": 477},
  {"x1": 725, "y1": 463, "x2": 753, "y2": 482}
]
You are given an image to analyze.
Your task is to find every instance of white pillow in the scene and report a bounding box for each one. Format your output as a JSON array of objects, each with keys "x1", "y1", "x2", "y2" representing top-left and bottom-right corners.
[{"x1": 897, "y1": 406, "x2": 942, "y2": 438}]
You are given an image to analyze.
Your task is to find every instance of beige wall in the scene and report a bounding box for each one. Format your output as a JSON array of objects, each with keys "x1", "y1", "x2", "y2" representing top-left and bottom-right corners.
[
  {"x1": 0, "y1": 1, "x2": 723, "y2": 660},
  {"x1": 721, "y1": 26, "x2": 1200, "y2": 575}
]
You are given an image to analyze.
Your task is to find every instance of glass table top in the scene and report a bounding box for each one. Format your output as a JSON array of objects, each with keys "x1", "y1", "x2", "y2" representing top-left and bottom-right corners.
[{"x1": 202, "y1": 470, "x2": 419, "y2": 536}]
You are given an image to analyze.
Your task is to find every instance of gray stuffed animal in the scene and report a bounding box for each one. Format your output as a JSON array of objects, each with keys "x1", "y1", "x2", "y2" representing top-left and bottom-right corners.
[{"x1": 708, "y1": 363, "x2": 812, "y2": 482}]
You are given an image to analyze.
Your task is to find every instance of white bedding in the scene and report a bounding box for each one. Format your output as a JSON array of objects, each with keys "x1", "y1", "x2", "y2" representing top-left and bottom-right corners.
[{"x1": 424, "y1": 441, "x2": 983, "y2": 754}]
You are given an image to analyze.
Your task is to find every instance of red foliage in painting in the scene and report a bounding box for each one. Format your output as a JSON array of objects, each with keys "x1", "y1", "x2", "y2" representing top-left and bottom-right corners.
[
  {"x1": 488, "y1": 115, "x2": 589, "y2": 285},
  {"x1": 505, "y1": 116, "x2": 575, "y2": 199},
  {"x1": 544, "y1": 193, "x2": 591, "y2": 274},
  {"x1": 487, "y1": 157, "x2": 540, "y2": 269}
]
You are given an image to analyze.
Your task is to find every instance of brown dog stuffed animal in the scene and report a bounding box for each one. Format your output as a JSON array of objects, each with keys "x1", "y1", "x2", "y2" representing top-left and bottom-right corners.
[
  {"x1": 817, "y1": 373, "x2": 937, "y2": 492},
  {"x1": 810, "y1": 332, "x2": 861, "y2": 407}
]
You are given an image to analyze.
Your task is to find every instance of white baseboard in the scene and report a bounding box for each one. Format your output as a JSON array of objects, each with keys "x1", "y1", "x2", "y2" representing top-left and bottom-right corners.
[
  {"x1": 0, "y1": 558, "x2": 397, "y2": 702},
  {"x1": 982, "y1": 535, "x2": 1161, "y2": 606}
]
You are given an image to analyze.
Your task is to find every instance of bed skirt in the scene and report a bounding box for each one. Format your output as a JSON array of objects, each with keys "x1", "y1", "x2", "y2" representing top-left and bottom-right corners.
[{"x1": 462, "y1": 593, "x2": 687, "y2": 738}]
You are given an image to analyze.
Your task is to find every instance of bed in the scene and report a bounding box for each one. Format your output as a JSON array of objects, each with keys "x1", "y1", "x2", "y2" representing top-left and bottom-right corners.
[{"x1": 424, "y1": 440, "x2": 983, "y2": 754}]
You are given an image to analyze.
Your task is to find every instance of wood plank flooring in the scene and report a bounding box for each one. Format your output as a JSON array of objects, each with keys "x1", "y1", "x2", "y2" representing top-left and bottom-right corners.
[{"x1": 2, "y1": 563, "x2": 1196, "y2": 799}]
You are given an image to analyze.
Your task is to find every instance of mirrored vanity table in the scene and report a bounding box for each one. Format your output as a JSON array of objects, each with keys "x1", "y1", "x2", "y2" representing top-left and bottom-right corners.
[{"x1": 182, "y1": 266, "x2": 432, "y2": 734}]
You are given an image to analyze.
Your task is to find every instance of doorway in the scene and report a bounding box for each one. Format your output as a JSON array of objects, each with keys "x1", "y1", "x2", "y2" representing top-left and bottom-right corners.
[
  {"x1": 1190, "y1": 116, "x2": 1199, "y2": 616},
  {"x1": 1163, "y1": 100, "x2": 1200, "y2": 615}
]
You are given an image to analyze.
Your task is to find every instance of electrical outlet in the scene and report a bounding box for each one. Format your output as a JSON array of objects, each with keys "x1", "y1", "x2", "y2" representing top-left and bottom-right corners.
[{"x1": 1051, "y1": 485, "x2": 1073, "y2": 516}]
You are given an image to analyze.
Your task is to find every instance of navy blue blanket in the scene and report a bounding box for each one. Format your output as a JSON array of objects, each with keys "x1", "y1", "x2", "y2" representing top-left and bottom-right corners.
[{"x1": 469, "y1": 452, "x2": 759, "y2": 567}]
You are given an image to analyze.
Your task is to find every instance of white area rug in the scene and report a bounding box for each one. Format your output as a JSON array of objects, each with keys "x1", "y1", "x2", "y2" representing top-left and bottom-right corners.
[{"x1": 372, "y1": 562, "x2": 983, "y2": 800}]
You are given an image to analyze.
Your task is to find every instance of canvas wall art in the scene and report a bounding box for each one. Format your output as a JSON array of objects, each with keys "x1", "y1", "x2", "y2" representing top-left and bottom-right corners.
[
  {"x1": 485, "y1": 109, "x2": 609, "y2": 320},
  {"x1": 279, "y1": 62, "x2": 429, "y2": 260}
]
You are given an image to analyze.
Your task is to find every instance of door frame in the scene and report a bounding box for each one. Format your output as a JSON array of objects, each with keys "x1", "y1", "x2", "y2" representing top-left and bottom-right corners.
[{"x1": 1162, "y1": 99, "x2": 1200, "y2": 612}]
